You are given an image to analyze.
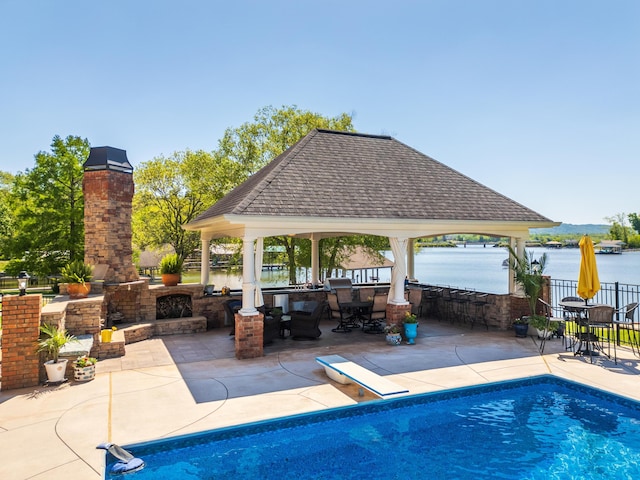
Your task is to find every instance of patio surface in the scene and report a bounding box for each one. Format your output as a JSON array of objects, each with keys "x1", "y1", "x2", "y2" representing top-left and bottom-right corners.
[{"x1": 1, "y1": 317, "x2": 639, "y2": 479}]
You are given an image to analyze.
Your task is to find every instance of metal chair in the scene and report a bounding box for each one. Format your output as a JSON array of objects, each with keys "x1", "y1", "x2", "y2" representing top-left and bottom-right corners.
[
  {"x1": 327, "y1": 292, "x2": 353, "y2": 333},
  {"x1": 471, "y1": 293, "x2": 489, "y2": 330},
  {"x1": 561, "y1": 296, "x2": 584, "y2": 351},
  {"x1": 538, "y1": 299, "x2": 566, "y2": 354},
  {"x1": 615, "y1": 302, "x2": 639, "y2": 357},
  {"x1": 363, "y1": 293, "x2": 387, "y2": 333},
  {"x1": 583, "y1": 305, "x2": 616, "y2": 364}
]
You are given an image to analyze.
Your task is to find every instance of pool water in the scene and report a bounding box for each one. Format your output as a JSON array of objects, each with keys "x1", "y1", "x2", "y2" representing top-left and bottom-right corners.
[{"x1": 106, "y1": 376, "x2": 640, "y2": 479}]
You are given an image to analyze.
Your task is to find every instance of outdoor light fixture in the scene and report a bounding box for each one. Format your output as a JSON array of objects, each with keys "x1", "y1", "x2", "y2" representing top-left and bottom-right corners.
[
  {"x1": 531, "y1": 259, "x2": 541, "y2": 274},
  {"x1": 17, "y1": 271, "x2": 30, "y2": 296}
]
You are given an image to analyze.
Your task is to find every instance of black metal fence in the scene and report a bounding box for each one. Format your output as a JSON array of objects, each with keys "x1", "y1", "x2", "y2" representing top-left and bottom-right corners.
[{"x1": 550, "y1": 278, "x2": 640, "y2": 317}]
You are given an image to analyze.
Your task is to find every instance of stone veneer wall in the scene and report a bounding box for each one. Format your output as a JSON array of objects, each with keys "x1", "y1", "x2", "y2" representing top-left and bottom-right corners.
[
  {"x1": 83, "y1": 169, "x2": 138, "y2": 283},
  {"x1": 0, "y1": 295, "x2": 41, "y2": 390}
]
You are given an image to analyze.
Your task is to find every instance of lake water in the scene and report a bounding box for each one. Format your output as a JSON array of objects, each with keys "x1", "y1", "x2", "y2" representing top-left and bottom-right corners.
[{"x1": 203, "y1": 246, "x2": 640, "y2": 294}]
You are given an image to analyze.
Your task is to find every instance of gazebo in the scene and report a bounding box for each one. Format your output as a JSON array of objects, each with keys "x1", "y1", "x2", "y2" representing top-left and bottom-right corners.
[{"x1": 184, "y1": 129, "x2": 558, "y2": 357}]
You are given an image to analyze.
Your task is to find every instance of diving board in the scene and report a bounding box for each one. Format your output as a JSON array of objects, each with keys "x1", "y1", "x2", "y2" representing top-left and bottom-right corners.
[{"x1": 316, "y1": 355, "x2": 409, "y2": 398}]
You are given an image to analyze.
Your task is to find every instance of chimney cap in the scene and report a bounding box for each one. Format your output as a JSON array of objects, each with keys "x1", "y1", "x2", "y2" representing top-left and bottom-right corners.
[{"x1": 84, "y1": 146, "x2": 133, "y2": 173}]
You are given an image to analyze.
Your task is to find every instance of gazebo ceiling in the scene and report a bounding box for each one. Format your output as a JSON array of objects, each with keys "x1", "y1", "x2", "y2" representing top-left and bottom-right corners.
[{"x1": 185, "y1": 129, "x2": 558, "y2": 239}]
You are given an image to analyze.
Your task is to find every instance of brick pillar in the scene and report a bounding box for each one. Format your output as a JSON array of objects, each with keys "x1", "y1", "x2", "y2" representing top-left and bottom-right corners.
[
  {"x1": 83, "y1": 167, "x2": 139, "y2": 284},
  {"x1": 1, "y1": 295, "x2": 42, "y2": 390},
  {"x1": 234, "y1": 312, "x2": 264, "y2": 359},
  {"x1": 386, "y1": 303, "x2": 411, "y2": 326}
]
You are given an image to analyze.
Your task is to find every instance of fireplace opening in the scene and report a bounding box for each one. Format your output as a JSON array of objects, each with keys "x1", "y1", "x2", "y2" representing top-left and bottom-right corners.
[{"x1": 156, "y1": 294, "x2": 193, "y2": 319}]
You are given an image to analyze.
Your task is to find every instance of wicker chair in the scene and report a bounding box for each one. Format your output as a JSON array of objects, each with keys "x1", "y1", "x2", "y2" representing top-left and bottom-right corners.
[{"x1": 290, "y1": 302, "x2": 326, "y2": 340}]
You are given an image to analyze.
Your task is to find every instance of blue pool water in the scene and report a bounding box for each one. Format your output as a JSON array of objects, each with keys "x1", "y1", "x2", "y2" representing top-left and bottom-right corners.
[{"x1": 106, "y1": 376, "x2": 640, "y2": 479}]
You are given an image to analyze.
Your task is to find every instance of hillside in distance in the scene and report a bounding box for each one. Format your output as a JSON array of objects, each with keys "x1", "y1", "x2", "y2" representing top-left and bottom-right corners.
[{"x1": 531, "y1": 223, "x2": 609, "y2": 235}]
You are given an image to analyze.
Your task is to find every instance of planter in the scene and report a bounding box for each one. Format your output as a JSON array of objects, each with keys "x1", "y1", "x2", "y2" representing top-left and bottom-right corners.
[
  {"x1": 161, "y1": 273, "x2": 180, "y2": 286},
  {"x1": 385, "y1": 333, "x2": 402, "y2": 346},
  {"x1": 74, "y1": 363, "x2": 96, "y2": 382},
  {"x1": 535, "y1": 328, "x2": 553, "y2": 340},
  {"x1": 514, "y1": 323, "x2": 529, "y2": 338},
  {"x1": 44, "y1": 359, "x2": 68, "y2": 383},
  {"x1": 404, "y1": 322, "x2": 418, "y2": 345},
  {"x1": 67, "y1": 282, "x2": 91, "y2": 299}
]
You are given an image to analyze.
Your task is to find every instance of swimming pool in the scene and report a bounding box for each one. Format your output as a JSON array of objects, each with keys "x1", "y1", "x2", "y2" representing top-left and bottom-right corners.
[{"x1": 105, "y1": 376, "x2": 640, "y2": 479}]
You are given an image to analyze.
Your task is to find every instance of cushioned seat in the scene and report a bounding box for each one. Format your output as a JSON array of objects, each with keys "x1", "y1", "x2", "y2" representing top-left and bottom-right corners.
[{"x1": 290, "y1": 302, "x2": 325, "y2": 340}]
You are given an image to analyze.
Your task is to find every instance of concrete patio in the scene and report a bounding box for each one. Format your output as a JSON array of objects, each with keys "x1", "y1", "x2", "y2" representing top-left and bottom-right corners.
[{"x1": 1, "y1": 317, "x2": 639, "y2": 479}]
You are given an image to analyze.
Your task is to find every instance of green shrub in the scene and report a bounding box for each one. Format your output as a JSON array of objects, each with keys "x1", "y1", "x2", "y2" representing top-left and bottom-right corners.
[
  {"x1": 60, "y1": 260, "x2": 93, "y2": 284},
  {"x1": 159, "y1": 253, "x2": 183, "y2": 274}
]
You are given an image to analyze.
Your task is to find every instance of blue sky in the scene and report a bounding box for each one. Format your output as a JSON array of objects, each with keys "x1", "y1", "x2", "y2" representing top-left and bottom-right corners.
[{"x1": 2, "y1": 0, "x2": 638, "y2": 225}]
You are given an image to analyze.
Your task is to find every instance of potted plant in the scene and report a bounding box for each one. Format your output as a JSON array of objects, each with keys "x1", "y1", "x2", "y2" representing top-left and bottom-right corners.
[
  {"x1": 403, "y1": 311, "x2": 419, "y2": 344},
  {"x1": 61, "y1": 260, "x2": 93, "y2": 298},
  {"x1": 159, "y1": 253, "x2": 183, "y2": 286},
  {"x1": 73, "y1": 355, "x2": 97, "y2": 381},
  {"x1": 508, "y1": 246, "x2": 548, "y2": 337},
  {"x1": 384, "y1": 323, "x2": 403, "y2": 345},
  {"x1": 36, "y1": 323, "x2": 76, "y2": 383}
]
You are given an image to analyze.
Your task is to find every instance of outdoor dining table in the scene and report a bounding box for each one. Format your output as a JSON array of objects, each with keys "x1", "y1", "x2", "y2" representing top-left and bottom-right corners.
[
  {"x1": 341, "y1": 301, "x2": 373, "y2": 330},
  {"x1": 558, "y1": 300, "x2": 614, "y2": 362}
]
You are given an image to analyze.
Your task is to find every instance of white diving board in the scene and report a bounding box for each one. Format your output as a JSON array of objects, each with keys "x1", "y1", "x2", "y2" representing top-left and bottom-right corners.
[{"x1": 316, "y1": 354, "x2": 409, "y2": 398}]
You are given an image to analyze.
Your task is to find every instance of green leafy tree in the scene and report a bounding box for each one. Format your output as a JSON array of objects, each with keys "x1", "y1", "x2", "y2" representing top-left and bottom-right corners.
[
  {"x1": 0, "y1": 171, "x2": 15, "y2": 245},
  {"x1": 216, "y1": 105, "x2": 356, "y2": 282},
  {"x1": 605, "y1": 213, "x2": 631, "y2": 244},
  {"x1": 3, "y1": 135, "x2": 88, "y2": 276},
  {"x1": 133, "y1": 150, "x2": 238, "y2": 259},
  {"x1": 218, "y1": 104, "x2": 355, "y2": 177},
  {"x1": 628, "y1": 213, "x2": 640, "y2": 234}
]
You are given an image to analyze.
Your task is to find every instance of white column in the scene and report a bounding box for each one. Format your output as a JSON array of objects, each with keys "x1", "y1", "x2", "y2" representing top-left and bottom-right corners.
[
  {"x1": 389, "y1": 237, "x2": 410, "y2": 305},
  {"x1": 407, "y1": 239, "x2": 415, "y2": 280},
  {"x1": 200, "y1": 237, "x2": 210, "y2": 286},
  {"x1": 311, "y1": 234, "x2": 320, "y2": 285},
  {"x1": 240, "y1": 235, "x2": 258, "y2": 315},
  {"x1": 510, "y1": 237, "x2": 526, "y2": 295}
]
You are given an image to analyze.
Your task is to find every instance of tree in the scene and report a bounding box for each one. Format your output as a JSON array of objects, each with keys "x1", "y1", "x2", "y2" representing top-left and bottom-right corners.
[
  {"x1": 628, "y1": 213, "x2": 640, "y2": 234},
  {"x1": 3, "y1": 135, "x2": 88, "y2": 276},
  {"x1": 218, "y1": 104, "x2": 355, "y2": 177},
  {"x1": 605, "y1": 213, "x2": 631, "y2": 244},
  {"x1": 0, "y1": 171, "x2": 15, "y2": 243},
  {"x1": 133, "y1": 150, "x2": 238, "y2": 259},
  {"x1": 216, "y1": 105, "x2": 356, "y2": 282}
]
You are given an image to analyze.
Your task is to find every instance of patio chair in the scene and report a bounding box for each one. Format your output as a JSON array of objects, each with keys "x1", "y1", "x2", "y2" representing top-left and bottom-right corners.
[
  {"x1": 561, "y1": 296, "x2": 584, "y2": 351},
  {"x1": 263, "y1": 314, "x2": 281, "y2": 345},
  {"x1": 224, "y1": 299, "x2": 242, "y2": 335},
  {"x1": 290, "y1": 301, "x2": 326, "y2": 340},
  {"x1": 362, "y1": 293, "x2": 387, "y2": 333},
  {"x1": 584, "y1": 305, "x2": 616, "y2": 364},
  {"x1": 615, "y1": 302, "x2": 639, "y2": 357},
  {"x1": 538, "y1": 299, "x2": 566, "y2": 354},
  {"x1": 407, "y1": 288, "x2": 423, "y2": 318},
  {"x1": 328, "y1": 292, "x2": 353, "y2": 333}
]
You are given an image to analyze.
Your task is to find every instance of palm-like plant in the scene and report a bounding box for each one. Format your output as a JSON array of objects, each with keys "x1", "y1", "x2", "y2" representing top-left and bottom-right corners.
[
  {"x1": 61, "y1": 260, "x2": 93, "y2": 285},
  {"x1": 508, "y1": 246, "x2": 548, "y2": 324},
  {"x1": 36, "y1": 323, "x2": 76, "y2": 363}
]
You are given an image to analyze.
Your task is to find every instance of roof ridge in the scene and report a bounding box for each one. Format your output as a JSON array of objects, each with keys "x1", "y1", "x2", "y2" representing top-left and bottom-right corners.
[{"x1": 315, "y1": 129, "x2": 392, "y2": 140}]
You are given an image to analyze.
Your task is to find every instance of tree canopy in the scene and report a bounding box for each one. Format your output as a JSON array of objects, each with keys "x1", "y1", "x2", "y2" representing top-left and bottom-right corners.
[
  {"x1": 132, "y1": 150, "x2": 239, "y2": 259},
  {"x1": 2, "y1": 135, "x2": 88, "y2": 276}
]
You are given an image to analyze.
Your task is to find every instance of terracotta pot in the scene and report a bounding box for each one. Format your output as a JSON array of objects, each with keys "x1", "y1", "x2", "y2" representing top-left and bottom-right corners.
[
  {"x1": 67, "y1": 282, "x2": 91, "y2": 299},
  {"x1": 161, "y1": 273, "x2": 180, "y2": 286}
]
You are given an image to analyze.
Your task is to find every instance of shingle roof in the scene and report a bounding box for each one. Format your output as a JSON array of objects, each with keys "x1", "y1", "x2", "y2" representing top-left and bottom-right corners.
[{"x1": 192, "y1": 129, "x2": 552, "y2": 224}]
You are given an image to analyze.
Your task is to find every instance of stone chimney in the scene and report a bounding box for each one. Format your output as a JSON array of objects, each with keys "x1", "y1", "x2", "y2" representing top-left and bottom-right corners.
[{"x1": 83, "y1": 146, "x2": 139, "y2": 284}]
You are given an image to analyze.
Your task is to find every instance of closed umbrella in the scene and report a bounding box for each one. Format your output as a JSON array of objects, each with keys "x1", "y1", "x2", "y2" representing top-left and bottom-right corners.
[{"x1": 577, "y1": 235, "x2": 600, "y2": 303}]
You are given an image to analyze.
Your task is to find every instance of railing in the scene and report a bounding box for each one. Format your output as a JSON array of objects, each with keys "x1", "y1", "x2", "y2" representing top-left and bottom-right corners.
[{"x1": 550, "y1": 279, "x2": 640, "y2": 318}]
